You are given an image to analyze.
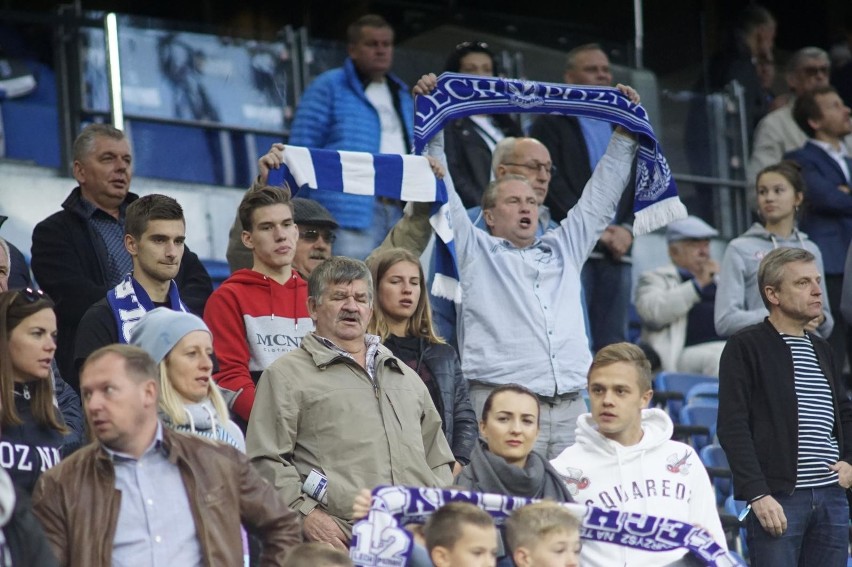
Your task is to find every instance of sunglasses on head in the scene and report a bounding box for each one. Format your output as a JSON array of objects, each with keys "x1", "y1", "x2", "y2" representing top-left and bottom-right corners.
[
  {"x1": 18, "y1": 288, "x2": 49, "y2": 304},
  {"x1": 455, "y1": 41, "x2": 489, "y2": 52},
  {"x1": 299, "y1": 229, "x2": 336, "y2": 244}
]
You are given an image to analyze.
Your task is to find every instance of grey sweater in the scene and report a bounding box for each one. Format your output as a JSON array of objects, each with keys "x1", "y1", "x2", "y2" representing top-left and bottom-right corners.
[{"x1": 714, "y1": 223, "x2": 833, "y2": 338}]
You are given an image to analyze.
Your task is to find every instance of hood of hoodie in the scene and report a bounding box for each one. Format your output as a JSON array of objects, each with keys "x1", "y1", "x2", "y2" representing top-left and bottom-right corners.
[
  {"x1": 739, "y1": 222, "x2": 809, "y2": 247},
  {"x1": 574, "y1": 407, "x2": 673, "y2": 458},
  {"x1": 220, "y1": 268, "x2": 308, "y2": 318}
]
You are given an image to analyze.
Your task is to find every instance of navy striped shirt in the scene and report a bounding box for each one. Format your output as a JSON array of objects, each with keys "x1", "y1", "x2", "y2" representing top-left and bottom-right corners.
[{"x1": 781, "y1": 333, "x2": 839, "y2": 488}]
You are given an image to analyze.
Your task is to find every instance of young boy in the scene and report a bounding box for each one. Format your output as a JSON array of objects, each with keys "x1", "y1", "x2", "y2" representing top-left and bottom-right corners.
[
  {"x1": 506, "y1": 502, "x2": 581, "y2": 567},
  {"x1": 425, "y1": 502, "x2": 499, "y2": 567},
  {"x1": 203, "y1": 184, "x2": 312, "y2": 426}
]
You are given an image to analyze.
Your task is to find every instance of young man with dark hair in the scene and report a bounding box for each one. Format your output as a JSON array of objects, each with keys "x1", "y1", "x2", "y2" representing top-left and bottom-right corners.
[
  {"x1": 551, "y1": 342, "x2": 726, "y2": 566},
  {"x1": 204, "y1": 183, "x2": 311, "y2": 425},
  {"x1": 74, "y1": 193, "x2": 194, "y2": 376}
]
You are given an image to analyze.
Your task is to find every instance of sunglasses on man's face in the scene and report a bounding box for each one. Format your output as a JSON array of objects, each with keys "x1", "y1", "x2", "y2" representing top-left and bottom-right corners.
[{"x1": 299, "y1": 229, "x2": 336, "y2": 244}]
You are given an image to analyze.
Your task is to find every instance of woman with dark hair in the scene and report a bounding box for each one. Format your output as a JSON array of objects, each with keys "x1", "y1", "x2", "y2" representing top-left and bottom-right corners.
[
  {"x1": 715, "y1": 160, "x2": 833, "y2": 338},
  {"x1": 443, "y1": 40, "x2": 523, "y2": 208},
  {"x1": 0, "y1": 289, "x2": 71, "y2": 493},
  {"x1": 367, "y1": 247, "x2": 477, "y2": 473},
  {"x1": 454, "y1": 383, "x2": 572, "y2": 565}
]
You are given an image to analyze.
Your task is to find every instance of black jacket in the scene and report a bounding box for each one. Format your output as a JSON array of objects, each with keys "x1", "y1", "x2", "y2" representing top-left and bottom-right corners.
[
  {"x1": 384, "y1": 337, "x2": 478, "y2": 465},
  {"x1": 444, "y1": 115, "x2": 523, "y2": 209},
  {"x1": 528, "y1": 115, "x2": 635, "y2": 261},
  {"x1": 717, "y1": 319, "x2": 852, "y2": 502},
  {"x1": 31, "y1": 187, "x2": 213, "y2": 390}
]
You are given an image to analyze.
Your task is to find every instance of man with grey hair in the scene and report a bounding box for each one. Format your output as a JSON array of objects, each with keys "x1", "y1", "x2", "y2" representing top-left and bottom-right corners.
[
  {"x1": 31, "y1": 124, "x2": 212, "y2": 390},
  {"x1": 718, "y1": 246, "x2": 852, "y2": 565},
  {"x1": 247, "y1": 256, "x2": 454, "y2": 550},
  {"x1": 747, "y1": 46, "x2": 852, "y2": 197}
]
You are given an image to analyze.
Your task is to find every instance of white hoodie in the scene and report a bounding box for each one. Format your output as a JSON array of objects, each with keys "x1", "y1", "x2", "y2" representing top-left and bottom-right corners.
[{"x1": 551, "y1": 408, "x2": 726, "y2": 567}]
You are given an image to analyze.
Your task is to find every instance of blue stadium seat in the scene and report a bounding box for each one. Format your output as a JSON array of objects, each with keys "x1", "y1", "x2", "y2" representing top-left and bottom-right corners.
[
  {"x1": 678, "y1": 400, "x2": 718, "y2": 452},
  {"x1": 654, "y1": 371, "x2": 717, "y2": 423},
  {"x1": 700, "y1": 443, "x2": 731, "y2": 505},
  {"x1": 201, "y1": 259, "x2": 232, "y2": 290},
  {"x1": 686, "y1": 382, "x2": 719, "y2": 405}
]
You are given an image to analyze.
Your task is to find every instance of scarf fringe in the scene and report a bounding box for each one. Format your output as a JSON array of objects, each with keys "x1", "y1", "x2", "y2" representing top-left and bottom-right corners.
[{"x1": 632, "y1": 196, "x2": 689, "y2": 236}]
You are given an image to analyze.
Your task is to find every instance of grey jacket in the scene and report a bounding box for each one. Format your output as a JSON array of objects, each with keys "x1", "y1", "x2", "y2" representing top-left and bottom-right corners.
[{"x1": 714, "y1": 223, "x2": 833, "y2": 338}]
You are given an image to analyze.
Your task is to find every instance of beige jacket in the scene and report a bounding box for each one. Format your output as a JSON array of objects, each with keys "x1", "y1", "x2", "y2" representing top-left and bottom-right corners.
[
  {"x1": 246, "y1": 333, "x2": 454, "y2": 536},
  {"x1": 634, "y1": 264, "x2": 700, "y2": 372}
]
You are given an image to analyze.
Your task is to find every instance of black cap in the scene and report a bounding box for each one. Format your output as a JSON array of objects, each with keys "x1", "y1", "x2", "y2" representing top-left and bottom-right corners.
[{"x1": 292, "y1": 198, "x2": 338, "y2": 229}]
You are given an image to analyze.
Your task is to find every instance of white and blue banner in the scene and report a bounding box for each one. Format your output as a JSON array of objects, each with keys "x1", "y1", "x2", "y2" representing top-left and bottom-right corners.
[
  {"x1": 349, "y1": 486, "x2": 744, "y2": 567},
  {"x1": 266, "y1": 146, "x2": 460, "y2": 297}
]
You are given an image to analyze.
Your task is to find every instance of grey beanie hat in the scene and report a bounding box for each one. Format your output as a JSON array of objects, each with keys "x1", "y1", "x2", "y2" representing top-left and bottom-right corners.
[{"x1": 130, "y1": 307, "x2": 211, "y2": 363}]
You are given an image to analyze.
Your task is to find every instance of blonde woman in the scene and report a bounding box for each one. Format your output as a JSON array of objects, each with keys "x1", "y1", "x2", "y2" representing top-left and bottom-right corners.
[{"x1": 131, "y1": 307, "x2": 244, "y2": 451}]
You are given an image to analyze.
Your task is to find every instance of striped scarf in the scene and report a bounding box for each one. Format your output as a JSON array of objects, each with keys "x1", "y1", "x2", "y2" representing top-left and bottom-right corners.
[
  {"x1": 349, "y1": 486, "x2": 743, "y2": 567},
  {"x1": 266, "y1": 147, "x2": 458, "y2": 298}
]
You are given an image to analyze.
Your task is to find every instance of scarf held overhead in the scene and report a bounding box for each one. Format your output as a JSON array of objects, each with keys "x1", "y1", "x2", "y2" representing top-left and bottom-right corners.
[
  {"x1": 349, "y1": 486, "x2": 744, "y2": 567},
  {"x1": 413, "y1": 72, "x2": 687, "y2": 235}
]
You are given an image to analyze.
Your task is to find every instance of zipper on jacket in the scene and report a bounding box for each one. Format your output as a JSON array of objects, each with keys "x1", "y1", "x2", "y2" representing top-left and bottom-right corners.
[{"x1": 22, "y1": 384, "x2": 30, "y2": 400}]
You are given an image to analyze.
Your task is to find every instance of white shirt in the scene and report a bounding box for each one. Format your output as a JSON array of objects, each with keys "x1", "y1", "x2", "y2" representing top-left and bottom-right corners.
[{"x1": 365, "y1": 80, "x2": 406, "y2": 155}]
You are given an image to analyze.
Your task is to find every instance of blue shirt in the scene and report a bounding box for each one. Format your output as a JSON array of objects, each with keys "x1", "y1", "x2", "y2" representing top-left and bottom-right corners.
[
  {"x1": 105, "y1": 423, "x2": 202, "y2": 567},
  {"x1": 79, "y1": 197, "x2": 131, "y2": 286},
  {"x1": 578, "y1": 117, "x2": 612, "y2": 171},
  {"x1": 434, "y1": 133, "x2": 636, "y2": 396}
]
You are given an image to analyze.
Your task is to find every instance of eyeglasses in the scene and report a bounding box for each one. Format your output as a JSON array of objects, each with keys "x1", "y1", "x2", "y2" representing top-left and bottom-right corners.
[
  {"x1": 299, "y1": 229, "x2": 336, "y2": 244},
  {"x1": 801, "y1": 65, "x2": 830, "y2": 78},
  {"x1": 502, "y1": 162, "x2": 556, "y2": 176},
  {"x1": 455, "y1": 41, "x2": 489, "y2": 52}
]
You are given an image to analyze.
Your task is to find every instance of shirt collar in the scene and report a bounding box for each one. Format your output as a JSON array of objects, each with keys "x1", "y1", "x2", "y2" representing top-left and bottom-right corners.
[
  {"x1": 810, "y1": 138, "x2": 849, "y2": 159},
  {"x1": 103, "y1": 421, "x2": 166, "y2": 463}
]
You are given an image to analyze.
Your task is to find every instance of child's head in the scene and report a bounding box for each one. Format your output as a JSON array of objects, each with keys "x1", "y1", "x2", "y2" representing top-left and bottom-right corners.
[
  {"x1": 282, "y1": 542, "x2": 354, "y2": 567},
  {"x1": 425, "y1": 502, "x2": 498, "y2": 567},
  {"x1": 506, "y1": 502, "x2": 581, "y2": 567}
]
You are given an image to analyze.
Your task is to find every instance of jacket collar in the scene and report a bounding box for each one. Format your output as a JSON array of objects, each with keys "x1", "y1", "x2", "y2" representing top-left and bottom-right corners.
[
  {"x1": 301, "y1": 332, "x2": 403, "y2": 373},
  {"x1": 62, "y1": 186, "x2": 139, "y2": 220}
]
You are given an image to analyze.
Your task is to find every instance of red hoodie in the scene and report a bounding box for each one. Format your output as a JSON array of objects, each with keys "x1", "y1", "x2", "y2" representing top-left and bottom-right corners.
[{"x1": 204, "y1": 269, "x2": 311, "y2": 421}]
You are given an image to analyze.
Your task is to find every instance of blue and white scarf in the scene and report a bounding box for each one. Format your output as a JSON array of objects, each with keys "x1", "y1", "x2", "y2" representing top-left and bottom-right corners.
[
  {"x1": 266, "y1": 147, "x2": 458, "y2": 298},
  {"x1": 350, "y1": 486, "x2": 743, "y2": 567},
  {"x1": 106, "y1": 273, "x2": 189, "y2": 343},
  {"x1": 413, "y1": 73, "x2": 686, "y2": 235}
]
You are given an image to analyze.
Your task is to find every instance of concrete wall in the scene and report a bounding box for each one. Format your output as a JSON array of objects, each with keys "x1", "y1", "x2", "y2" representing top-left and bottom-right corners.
[{"x1": 0, "y1": 162, "x2": 244, "y2": 263}]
